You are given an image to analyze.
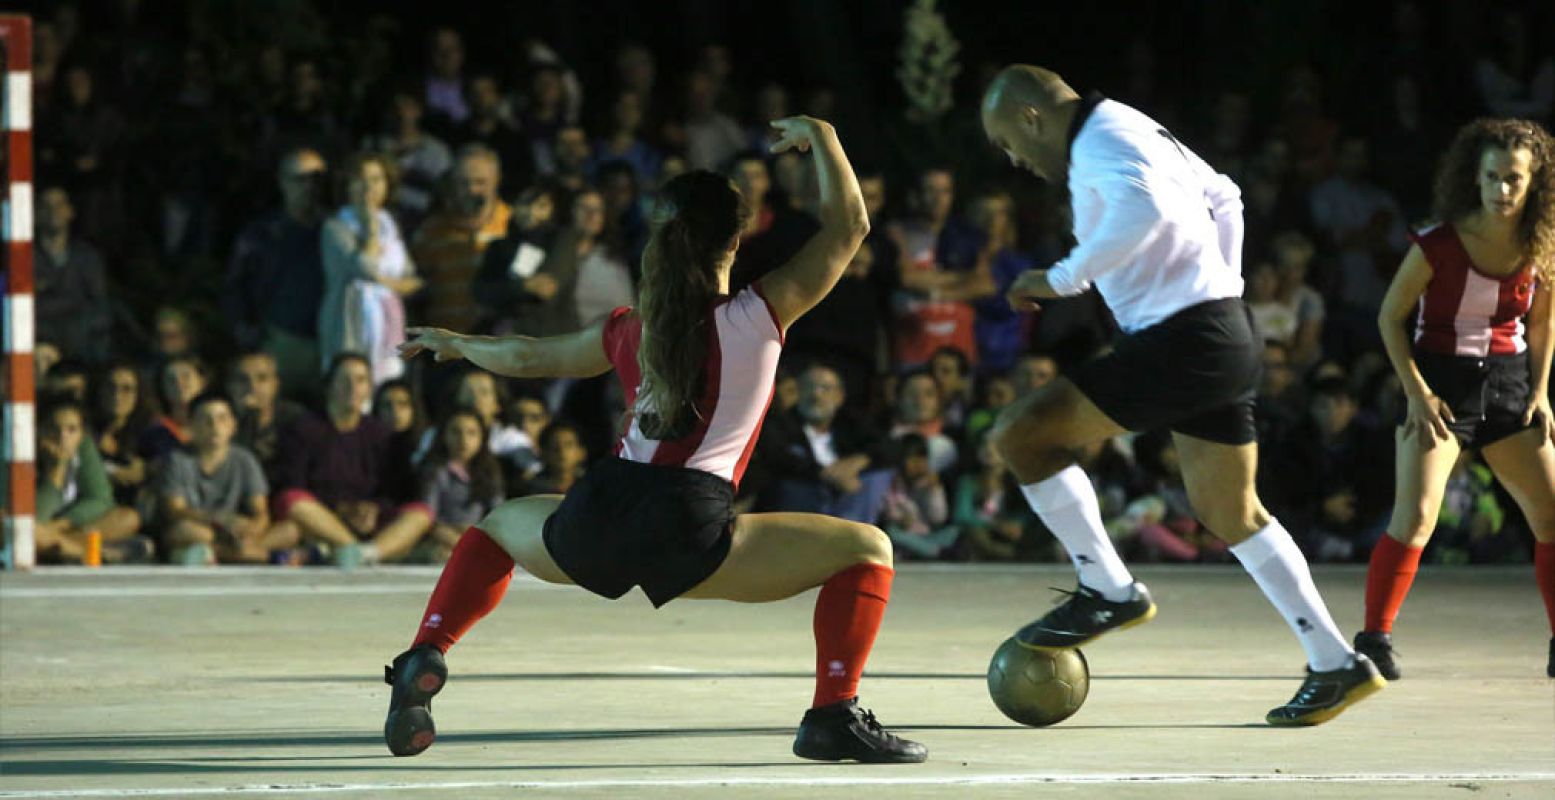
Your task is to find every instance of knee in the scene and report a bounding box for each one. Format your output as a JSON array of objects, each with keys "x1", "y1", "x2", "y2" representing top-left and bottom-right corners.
[
  {"x1": 991, "y1": 410, "x2": 1066, "y2": 479},
  {"x1": 1189, "y1": 492, "x2": 1266, "y2": 542},
  {"x1": 1388, "y1": 504, "x2": 1437, "y2": 548},
  {"x1": 168, "y1": 520, "x2": 215, "y2": 545},
  {"x1": 851, "y1": 523, "x2": 894, "y2": 568}
]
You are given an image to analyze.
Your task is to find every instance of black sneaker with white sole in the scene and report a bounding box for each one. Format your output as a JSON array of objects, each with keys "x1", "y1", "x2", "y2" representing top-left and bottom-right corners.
[
  {"x1": 1352, "y1": 630, "x2": 1400, "y2": 681},
  {"x1": 792, "y1": 698, "x2": 928, "y2": 764},
  {"x1": 383, "y1": 645, "x2": 448, "y2": 756},
  {"x1": 1014, "y1": 582, "x2": 1157, "y2": 650},
  {"x1": 1266, "y1": 655, "x2": 1385, "y2": 726}
]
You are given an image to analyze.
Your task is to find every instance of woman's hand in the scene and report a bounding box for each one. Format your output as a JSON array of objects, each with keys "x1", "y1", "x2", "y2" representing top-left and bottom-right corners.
[
  {"x1": 768, "y1": 116, "x2": 830, "y2": 155},
  {"x1": 1402, "y1": 391, "x2": 1455, "y2": 445},
  {"x1": 1524, "y1": 391, "x2": 1555, "y2": 443},
  {"x1": 399, "y1": 327, "x2": 466, "y2": 362}
]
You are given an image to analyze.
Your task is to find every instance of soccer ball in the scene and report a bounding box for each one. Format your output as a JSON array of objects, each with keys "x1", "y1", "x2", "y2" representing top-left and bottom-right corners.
[{"x1": 986, "y1": 637, "x2": 1089, "y2": 726}]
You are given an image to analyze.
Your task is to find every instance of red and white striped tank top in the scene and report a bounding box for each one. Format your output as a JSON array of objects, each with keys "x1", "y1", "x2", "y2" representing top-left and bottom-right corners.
[
  {"x1": 1409, "y1": 223, "x2": 1536, "y2": 357},
  {"x1": 601, "y1": 284, "x2": 785, "y2": 488}
]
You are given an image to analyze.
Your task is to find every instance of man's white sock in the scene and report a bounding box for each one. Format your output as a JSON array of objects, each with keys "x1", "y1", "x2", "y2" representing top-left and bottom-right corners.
[
  {"x1": 1230, "y1": 519, "x2": 1353, "y2": 672},
  {"x1": 1020, "y1": 465, "x2": 1134, "y2": 601}
]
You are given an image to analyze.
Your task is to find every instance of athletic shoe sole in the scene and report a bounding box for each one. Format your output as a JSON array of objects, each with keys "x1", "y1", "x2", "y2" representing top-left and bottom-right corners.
[{"x1": 385, "y1": 655, "x2": 447, "y2": 756}]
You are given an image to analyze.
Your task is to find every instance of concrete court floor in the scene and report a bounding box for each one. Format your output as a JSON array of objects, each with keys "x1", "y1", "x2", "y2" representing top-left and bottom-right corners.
[{"x1": 0, "y1": 563, "x2": 1552, "y2": 800}]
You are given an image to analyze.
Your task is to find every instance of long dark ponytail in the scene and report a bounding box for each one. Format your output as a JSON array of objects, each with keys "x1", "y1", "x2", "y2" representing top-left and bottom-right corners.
[{"x1": 635, "y1": 170, "x2": 747, "y2": 439}]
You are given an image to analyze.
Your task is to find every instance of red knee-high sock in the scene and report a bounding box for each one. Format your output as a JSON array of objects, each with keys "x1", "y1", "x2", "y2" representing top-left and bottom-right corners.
[
  {"x1": 1535, "y1": 542, "x2": 1555, "y2": 636},
  {"x1": 411, "y1": 527, "x2": 515, "y2": 653},
  {"x1": 1364, "y1": 536, "x2": 1424, "y2": 634},
  {"x1": 812, "y1": 563, "x2": 894, "y2": 708}
]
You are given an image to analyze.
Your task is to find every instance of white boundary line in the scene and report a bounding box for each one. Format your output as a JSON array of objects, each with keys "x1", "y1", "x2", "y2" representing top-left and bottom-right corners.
[{"x1": 0, "y1": 772, "x2": 1552, "y2": 797}]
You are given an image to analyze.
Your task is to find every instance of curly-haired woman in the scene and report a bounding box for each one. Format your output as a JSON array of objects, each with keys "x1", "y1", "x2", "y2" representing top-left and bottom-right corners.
[{"x1": 1357, "y1": 119, "x2": 1555, "y2": 679}]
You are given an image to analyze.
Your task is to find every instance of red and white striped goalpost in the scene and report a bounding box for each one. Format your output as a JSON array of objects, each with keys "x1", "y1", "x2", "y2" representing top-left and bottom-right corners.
[{"x1": 1, "y1": 14, "x2": 34, "y2": 570}]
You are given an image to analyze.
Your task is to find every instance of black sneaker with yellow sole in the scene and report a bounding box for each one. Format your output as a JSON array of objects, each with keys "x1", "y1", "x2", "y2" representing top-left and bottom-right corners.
[
  {"x1": 1014, "y1": 582, "x2": 1157, "y2": 650},
  {"x1": 1352, "y1": 630, "x2": 1400, "y2": 680},
  {"x1": 383, "y1": 645, "x2": 448, "y2": 756},
  {"x1": 792, "y1": 698, "x2": 927, "y2": 764},
  {"x1": 1266, "y1": 655, "x2": 1385, "y2": 726}
]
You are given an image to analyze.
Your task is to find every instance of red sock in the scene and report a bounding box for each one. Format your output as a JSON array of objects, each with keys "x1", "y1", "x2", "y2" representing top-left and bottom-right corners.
[
  {"x1": 411, "y1": 527, "x2": 515, "y2": 653},
  {"x1": 1535, "y1": 542, "x2": 1555, "y2": 636},
  {"x1": 1364, "y1": 535, "x2": 1423, "y2": 634},
  {"x1": 812, "y1": 563, "x2": 893, "y2": 708}
]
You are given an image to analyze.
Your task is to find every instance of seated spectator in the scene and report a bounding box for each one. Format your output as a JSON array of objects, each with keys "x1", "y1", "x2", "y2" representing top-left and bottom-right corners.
[
  {"x1": 373, "y1": 378, "x2": 428, "y2": 441},
  {"x1": 159, "y1": 392, "x2": 290, "y2": 565},
  {"x1": 420, "y1": 28, "x2": 469, "y2": 136},
  {"x1": 34, "y1": 395, "x2": 147, "y2": 563},
  {"x1": 1308, "y1": 136, "x2": 1407, "y2": 362},
  {"x1": 320, "y1": 151, "x2": 422, "y2": 383},
  {"x1": 881, "y1": 434, "x2": 959, "y2": 560},
  {"x1": 362, "y1": 83, "x2": 453, "y2": 233},
  {"x1": 955, "y1": 430, "x2": 1031, "y2": 562},
  {"x1": 889, "y1": 370, "x2": 958, "y2": 475},
  {"x1": 503, "y1": 393, "x2": 551, "y2": 478},
  {"x1": 673, "y1": 69, "x2": 745, "y2": 171},
  {"x1": 1261, "y1": 231, "x2": 1326, "y2": 366},
  {"x1": 418, "y1": 369, "x2": 527, "y2": 464},
  {"x1": 595, "y1": 159, "x2": 650, "y2": 266},
  {"x1": 727, "y1": 151, "x2": 819, "y2": 291},
  {"x1": 418, "y1": 409, "x2": 506, "y2": 563},
  {"x1": 413, "y1": 144, "x2": 513, "y2": 336},
  {"x1": 887, "y1": 167, "x2": 990, "y2": 369},
  {"x1": 227, "y1": 351, "x2": 308, "y2": 487},
  {"x1": 929, "y1": 346, "x2": 973, "y2": 434},
  {"x1": 754, "y1": 363, "x2": 893, "y2": 523},
  {"x1": 451, "y1": 71, "x2": 535, "y2": 193},
  {"x1": 34, "y1": 186, "x2": 111, "y2": 365},
  {"x1": 139, "y1": 355, "x2": 209, "y2": 463},
  {"x1": 968, "y1": 190, "x2": 1035, "y2": 372},
  {"x1": 783, "y1": 168, "x2": 897, "y2": 411},
  {"x1": 42, "y1": 358, "x2": 91, "y2": 401},
  {"x1": 964, "y1": 370, "x2": 1017, "y2": 444},
  {"x1": 1010, "y1": 352, "x2": 1058, "y2": 397},
  {"x1": 473, "y1": 184, "x2": 580, "y2": 339},
  {"x1": 514, "y1": 422, "x2": 588, "y2": 496},
  {"x1": 520, "y1": 64, "x2": 573, "y2": 173},
  {"x1": 570, "y1": 189, "x2": 636, "y2": 326},
  {"x1": 592, "y1": 89, "x2": 663, "y2": 184},
  {"x1": 1267, "y1": 376, "x2": 1393, "y2": 562},
  {"x1": 274, "y1": 354, "x2": 433, "y2": 567},
  {"x1": 223, "y1": 147, "x2": 328, "y2": 399},
  {"x1": 550, "y1": 125, "x2": 592, "y2": 192},
  {"x1": 92, "y1": 361, "x2": 155, "y2": 506}
]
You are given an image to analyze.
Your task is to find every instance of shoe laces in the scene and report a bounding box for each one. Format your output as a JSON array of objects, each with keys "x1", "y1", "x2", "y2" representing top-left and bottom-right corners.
[
  {"x1": 1291, "y1": 672, "x2": 1333, "y2": 705},
  {"x1": 1042, "y1": 586, "x2": 1094, "y2": 626}
]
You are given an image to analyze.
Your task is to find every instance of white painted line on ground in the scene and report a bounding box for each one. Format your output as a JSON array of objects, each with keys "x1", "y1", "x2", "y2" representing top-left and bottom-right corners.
[
  {"x1": 0, "y1": 577, "x2": 560, "y2": 599},
  {"x1": 1, "y1": 773, "x2": 1552, "y2": 797}
]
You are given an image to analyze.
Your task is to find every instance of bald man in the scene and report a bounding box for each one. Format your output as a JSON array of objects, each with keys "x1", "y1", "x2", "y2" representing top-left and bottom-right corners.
[{"x1": 982, "y1": 66, "x2": 1383, "y2": 726}]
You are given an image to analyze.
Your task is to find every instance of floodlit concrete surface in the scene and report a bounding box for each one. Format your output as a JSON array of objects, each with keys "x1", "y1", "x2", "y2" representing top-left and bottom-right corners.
[{"x1": 2, "y1": 563, "x2": 1552, "y2": 799}]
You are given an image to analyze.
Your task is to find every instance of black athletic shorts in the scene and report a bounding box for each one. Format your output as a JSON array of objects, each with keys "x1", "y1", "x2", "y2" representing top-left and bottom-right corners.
[
  {"x1": 1067, "y1": 297, "x2": 1260, "y2": 445},
  {"x1": 542, "y1": 456, "x2": 735, "y2": 607},
  {"x1": 1414, "y1": 349, "x2": 1543, "y2": 450}
]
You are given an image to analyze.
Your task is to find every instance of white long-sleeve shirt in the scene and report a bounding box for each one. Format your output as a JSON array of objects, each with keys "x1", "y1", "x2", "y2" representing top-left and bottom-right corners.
[{"x1": 1046, "y1": 95, "x2": 1245, "y2": 334}]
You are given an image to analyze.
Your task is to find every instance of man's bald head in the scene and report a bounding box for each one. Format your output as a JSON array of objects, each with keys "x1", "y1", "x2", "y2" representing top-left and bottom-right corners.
[{"x1": 981, "y1": 65, "x2": 1080, "y2": 181}]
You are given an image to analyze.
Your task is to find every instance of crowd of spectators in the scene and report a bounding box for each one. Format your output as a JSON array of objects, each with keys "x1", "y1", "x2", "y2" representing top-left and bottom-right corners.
[{"x1": 13, "y1": 1, "x2": 1555, "y2": 567}]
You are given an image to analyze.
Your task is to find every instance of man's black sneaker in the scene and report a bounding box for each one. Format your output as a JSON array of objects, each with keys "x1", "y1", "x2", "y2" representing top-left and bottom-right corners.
[
  {"x1": 383, "y1": 645, "x2": 448, "y2": 756},
  {"x1": 792, "y1": 698, "x2": 927, "y2": 764},
  {"x1": 1014, "y1": 582, "x2": 1156, "y2": 650},
  {"x1": 1353, "y1": 630, "x2": 1400, "y2": 681},
  {"x1": 1266, "y1": 655, "x2": 1385, "y2": 726},
  {"x1": 1547, "y1": 637, "x2": 1554, "y2": 679}
]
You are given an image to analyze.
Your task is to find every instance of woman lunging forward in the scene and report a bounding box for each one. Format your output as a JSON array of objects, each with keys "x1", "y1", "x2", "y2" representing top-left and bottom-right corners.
[{"x1": 382, "y1": 116, "x2": 927, "y2": 763}]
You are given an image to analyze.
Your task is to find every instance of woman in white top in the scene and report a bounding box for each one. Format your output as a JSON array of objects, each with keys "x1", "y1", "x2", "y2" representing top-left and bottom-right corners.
[{"x1": 319, "y1": 153, "x2": 424, "y2": 384}]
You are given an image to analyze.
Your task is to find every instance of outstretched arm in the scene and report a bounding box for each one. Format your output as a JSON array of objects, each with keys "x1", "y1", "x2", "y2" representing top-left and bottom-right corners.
[
  {"x1": 399, "y1": 320, "x2": 614, "y2": 379},
  {"x1": 757, "y1": 116, "x2": 870, "y2": 329}
]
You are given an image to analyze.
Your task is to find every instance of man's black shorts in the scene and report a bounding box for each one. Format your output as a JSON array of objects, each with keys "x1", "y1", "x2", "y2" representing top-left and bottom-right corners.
[
  {"x1": 1067, "y1": 297, "x2": 1260, "y2": 445},
  {"x1": 542, "y1": 456, "x2": 735, "y2": 607},
  {"x1": 1415, "y1": 349, "x2": 1542, "y2": 450}
]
